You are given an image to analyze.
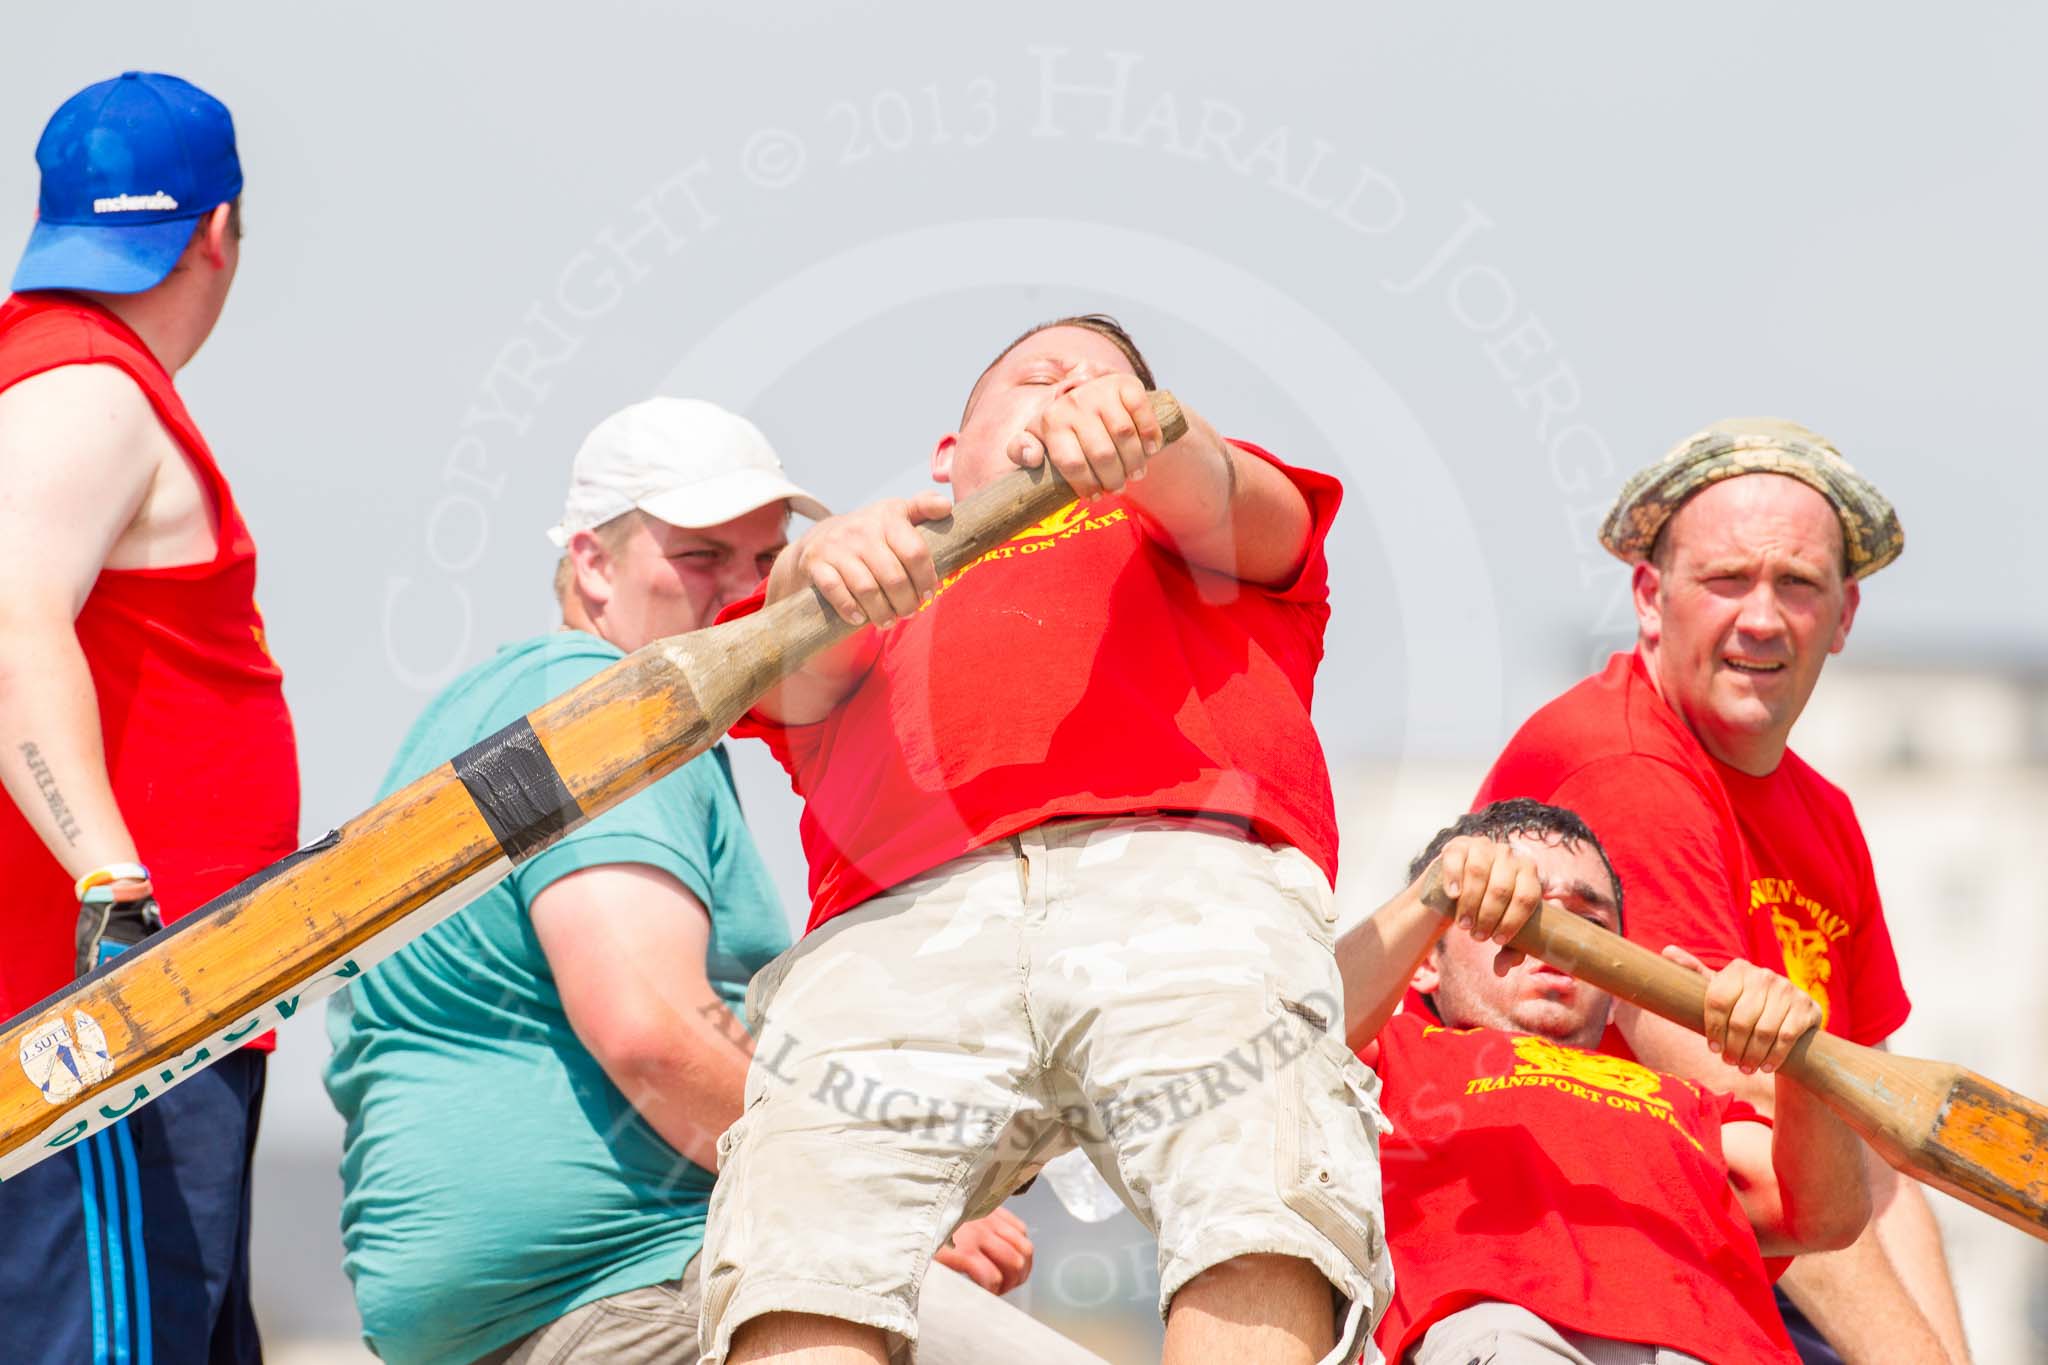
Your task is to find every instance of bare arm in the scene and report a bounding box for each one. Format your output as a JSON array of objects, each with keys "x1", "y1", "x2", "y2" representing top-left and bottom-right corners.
[
  {"x1": 1866, "y1": 1161, "x2": 1970, "y2": 1362},
  {"x1": 1776, "y1": 1114, "x2": 1972, "y2": 1365},
  {"x1": 1337, "y1": 836, "x2": 1548, "y2": 1052},
  {"x1": 530, "y1": 863, "x2": 751, "y2": 1172},
  {"x1": 1334, "y1": 881, "x2": 1446, "y2": 1054},
  {"x1": 1632, "y1": 950, "x2": 1869, "y2": 1251},
  {"x1": 1622, "y1": 1005, "x2": 1962, "y2": 1362},
  {"x1": 1011, "y1": 377, "x2": 1311, "y2": 586},
  {"x1": 1777, "y1": 1181, "x2": 1967, "y2": 1365},
  {"x1": 1720, "y1": 1074, "x2": 1868, "y2": 1256},
  {"x1": 1116, "y1": 407, "x2": 1311, "y2": 586},
  {"x1": 531, "y1": 861, "x2": 1042, "y2": 1290},
  {"x1": 0, "y1": 365, "x2": 163, "y2": 879},
  {"x1": 752, "y1": 377, "x2": 1316, "y2": 730},
  {"x1": 749, "y1": 490, "x2": 952, "y2": 727}
]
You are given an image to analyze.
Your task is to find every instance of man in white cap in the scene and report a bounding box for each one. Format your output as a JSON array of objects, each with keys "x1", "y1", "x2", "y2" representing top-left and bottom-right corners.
[{"x1": 323, "y1": 399, "x2": 1098, "y2": 1365}]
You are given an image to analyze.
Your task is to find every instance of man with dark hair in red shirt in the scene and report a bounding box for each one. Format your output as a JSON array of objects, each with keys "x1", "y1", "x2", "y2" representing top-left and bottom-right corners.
[
  {"x1": 1473, "y1": 420, "x2": 1967, "y2": 1363},
  {"x1": 1336, "y1": 798, "x2": 1869, "y2": 1365},
  {"x1": 698, "y1": 316, "x2": 1387, "y2": 1365}
]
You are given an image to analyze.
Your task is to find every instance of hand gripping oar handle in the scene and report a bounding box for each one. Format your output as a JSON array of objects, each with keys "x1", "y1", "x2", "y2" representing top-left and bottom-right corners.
[
  {"x1": 1418, "y1": 867, "x2": 1720, "y2": 1029},
  {"x1": 1419, "y1": 870, "x2": 2048, "y2": 1242},
  {"x1": 725, "y1": 391, "x2": 1189, "y2": 686},
  {"x1": 937, "y1": 388, "x2": 1186, "y2": 570},
  {"x1": 0, "y1": 391, "x2": 1187, "y2": 1181}
]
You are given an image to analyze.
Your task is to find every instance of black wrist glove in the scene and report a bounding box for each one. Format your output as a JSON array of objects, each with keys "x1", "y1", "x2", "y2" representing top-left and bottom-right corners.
[{"x1": 75, "y1": 887, "x2": 163, "y2": 977}]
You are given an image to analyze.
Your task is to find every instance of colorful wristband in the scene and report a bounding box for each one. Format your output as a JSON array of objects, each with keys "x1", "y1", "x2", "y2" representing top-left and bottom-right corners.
[{"x1": 74, "y1": 861, "x2": 151, "y2": 902}]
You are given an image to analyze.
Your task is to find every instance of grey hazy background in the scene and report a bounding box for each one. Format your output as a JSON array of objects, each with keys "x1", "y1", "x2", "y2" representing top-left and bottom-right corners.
[{"x1": 4, "y1": 4, "x2": 2045, "y2": 1359}]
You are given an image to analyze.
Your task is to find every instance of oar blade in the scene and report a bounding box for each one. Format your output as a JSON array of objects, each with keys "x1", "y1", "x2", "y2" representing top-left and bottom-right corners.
[{"x1": 1917, "y1": 1070, "x2": 2048, "y2": 1240}]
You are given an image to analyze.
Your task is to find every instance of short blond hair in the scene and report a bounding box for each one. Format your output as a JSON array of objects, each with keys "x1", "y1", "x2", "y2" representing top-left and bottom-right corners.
[{"x1": 553, "y1": 509, "x2": 646, "y2": 604}]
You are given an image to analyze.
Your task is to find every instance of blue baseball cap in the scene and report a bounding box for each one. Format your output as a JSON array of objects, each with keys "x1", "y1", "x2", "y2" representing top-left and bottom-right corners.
[{"x1": 12, "y1": 72, "x2": 242, "y2": 295}]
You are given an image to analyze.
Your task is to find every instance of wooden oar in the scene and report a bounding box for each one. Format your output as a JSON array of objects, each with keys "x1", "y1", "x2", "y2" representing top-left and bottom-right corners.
[
  {"x1": 0, "y1": 392, "x2": 1188, "y2": 1182},
  {"x1": 1421, "y1": 878, "x2": 2048, "y2": 1243}
]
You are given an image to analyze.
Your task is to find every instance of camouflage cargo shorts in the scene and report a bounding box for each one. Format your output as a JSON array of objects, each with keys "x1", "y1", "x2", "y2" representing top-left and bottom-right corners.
[{"x1": 697, "y1": 815, "x2": 1393, "y2": 1365}]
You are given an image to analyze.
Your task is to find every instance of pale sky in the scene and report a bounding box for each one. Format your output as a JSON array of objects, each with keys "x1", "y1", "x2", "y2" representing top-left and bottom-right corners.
[{"x1": 5, "y1": 4, "x2": 2043, "y2": 1349}]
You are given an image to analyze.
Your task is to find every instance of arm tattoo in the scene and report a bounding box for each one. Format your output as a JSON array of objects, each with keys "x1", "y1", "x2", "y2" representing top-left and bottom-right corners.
[{"x1": 18, "y1": 742, "x2": 83, "y2": 845}]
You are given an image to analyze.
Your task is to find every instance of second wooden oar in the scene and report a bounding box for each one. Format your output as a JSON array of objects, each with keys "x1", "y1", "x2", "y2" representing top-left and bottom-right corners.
[{"x1": 1421, "y1": 876, "x2": 2048, "y2": 1244}]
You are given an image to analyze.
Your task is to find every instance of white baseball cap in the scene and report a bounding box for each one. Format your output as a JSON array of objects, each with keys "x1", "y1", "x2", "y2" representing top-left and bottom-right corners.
[{"x1": 546, "y1": 398, "x2": 829, "y2": 547}]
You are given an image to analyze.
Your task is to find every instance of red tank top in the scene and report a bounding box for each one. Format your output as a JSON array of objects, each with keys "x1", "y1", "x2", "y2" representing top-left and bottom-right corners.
[{"x1": 0, "y1": 293, "x2": 300, "y2": 1036}]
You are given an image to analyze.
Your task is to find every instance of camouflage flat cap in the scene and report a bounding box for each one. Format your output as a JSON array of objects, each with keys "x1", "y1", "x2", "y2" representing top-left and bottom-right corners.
[{"x1": 1599, "y1": 417, "x2": 1904, "y2": 579}]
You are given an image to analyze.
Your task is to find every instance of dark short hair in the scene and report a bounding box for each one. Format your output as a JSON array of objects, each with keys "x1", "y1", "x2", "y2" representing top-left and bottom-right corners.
[
  {"x1": 1406, "y1": 798, "x2": 1624, "y2": 930},
  {"x1": 960, "y1": 313, "x2": 1156, "y2": 423}
]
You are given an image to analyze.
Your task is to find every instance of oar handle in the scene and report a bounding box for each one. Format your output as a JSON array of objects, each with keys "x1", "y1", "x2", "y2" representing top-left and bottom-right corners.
[
  {"x1": 1420, "y1": 868, "x2": 1841, "y2": 1081},
  {"x1": 726, "y1": 391, "x2": 1188, "y2": 671},
  {"x1": 919, "y1": 389, "x2": 1188, "y2": 576},
  {"x1": 677, "y1": 391, "x2": 1190, "y2": 724},
  {"x1": 1418, "y1": 867, "x2": 1716, "y2": 1034}
]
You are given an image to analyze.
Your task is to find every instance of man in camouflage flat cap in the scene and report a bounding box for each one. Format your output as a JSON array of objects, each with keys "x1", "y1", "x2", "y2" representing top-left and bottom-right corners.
[{"x1": 1471, "y1": 419, "x2": 1971, "y2": 1365}]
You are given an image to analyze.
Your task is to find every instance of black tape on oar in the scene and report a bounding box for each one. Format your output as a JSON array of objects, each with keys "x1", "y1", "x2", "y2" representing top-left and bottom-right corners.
[{"x1": 452, "y1": 719, "x2": 584, "y2": 863}]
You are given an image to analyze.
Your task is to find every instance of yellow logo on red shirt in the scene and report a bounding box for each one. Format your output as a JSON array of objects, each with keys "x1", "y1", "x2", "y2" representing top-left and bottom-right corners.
[
  {"x1": 1509, "y1": 1034, "x2": 1669, "y2": 1106},
  {"x1": 925, "y1": 501, "x2": 1129, "y2": 608},
  {"x1": 1440, "y1": 1027, "x2": 1706, "y2": 1152},
  {"x1": 1752, "y1": 877, "x2": 1848, "y2": 1025},
  {"x1": 1009, "y1": 500, "x2": 1101, "y2": 542},
  {"x1": 250, "y1": 601, "x2": 276, "y2": 662}
]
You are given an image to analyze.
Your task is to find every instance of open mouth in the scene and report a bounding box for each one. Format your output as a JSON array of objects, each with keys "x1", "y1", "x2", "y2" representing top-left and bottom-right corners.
[{"x1": 1723, "y1": 658, "x2": 1787, "y2": 675}]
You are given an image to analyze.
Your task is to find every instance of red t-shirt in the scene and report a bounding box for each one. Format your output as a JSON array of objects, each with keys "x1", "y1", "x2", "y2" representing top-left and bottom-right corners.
[
  {"x1": 0, "y1": 293, "x2": 300, "y2": 1041},
  {"x1": 1472, "y1": 651, "x2": 1908, "y2": 1046},
  {"x1": 1710, "y1": 752, "x2": 1907, "y2": 1043},
  {"x1": 725, "y1": 442, "x2": 1341, "y2": 930},
  {"x1": 1364, "y1": 1011, "x2": 1795, "y2": 1365}
]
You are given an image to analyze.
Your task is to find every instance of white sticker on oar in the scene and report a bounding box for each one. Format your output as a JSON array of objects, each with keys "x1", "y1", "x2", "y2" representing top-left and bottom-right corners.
[
  {"x1": 0, "y1": 855, "x2": 516, "y2": 1186},
  {"x1": 20, "y1": 1012, "x2": 114, "y2": 1104}
]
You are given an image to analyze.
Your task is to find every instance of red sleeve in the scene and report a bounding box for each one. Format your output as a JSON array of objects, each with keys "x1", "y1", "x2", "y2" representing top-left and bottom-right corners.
[
  {"x1": 1714, "y1": 1090, "x2": 1787, "y2": 1282},
  {"x1": 1710, "y1": 1091, "x2": 1792, "y2": 1278},
  {"x1": 1719, "y1": 1094, "x2": 1772, "y2": 1129},
  {"x1": 711, "y1": 586, "x2": 826, "y2": 780},
  {"x1": 1225, "y1": 440, "x2": 1342, "y2": 605},
  {"x1": 1838, "y1": 806, "x2": 1912, "y2": 1045},
  {"x1": 1548, "y1": 755, "x2": 1749, "y2": 970},
  {"x1": 1356, "y1": 1008, "x2": 1424, "y2": 1071}
]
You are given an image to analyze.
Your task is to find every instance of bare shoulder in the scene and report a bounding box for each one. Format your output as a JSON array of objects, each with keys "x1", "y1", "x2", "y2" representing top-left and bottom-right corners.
[
  {"x1": 0, "y1": 364, "x2": 172, "y2": 595},
  {"x1": 0, "y1": 361, "x2": 160, "y2": 471}
]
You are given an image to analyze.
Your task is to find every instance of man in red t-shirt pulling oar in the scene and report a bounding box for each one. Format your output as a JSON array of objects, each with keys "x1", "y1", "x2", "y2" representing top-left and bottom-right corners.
[
  {"x1": 1339, "y1": 798, "x2": 1869, "y2": 1365},
  {"x1": 700, "y1": 315, "x2": 1387, "y2": 1365}
]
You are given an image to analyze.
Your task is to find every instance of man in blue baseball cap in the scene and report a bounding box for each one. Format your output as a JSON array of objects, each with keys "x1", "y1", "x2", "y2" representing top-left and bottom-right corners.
[
  {"x1": 0, "y1": 73, "x2": 296, "y2": 1365},
  {"x1": 14, "y1": 70, "x2": 244, "y2": 294}
]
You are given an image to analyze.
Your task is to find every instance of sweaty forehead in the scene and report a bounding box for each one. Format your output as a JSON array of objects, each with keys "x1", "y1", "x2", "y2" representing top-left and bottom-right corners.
[
  {"x1": 989, "y1": 325, "x2": 1137, "y2": 386},
  {"x1": 1014, "y1": 324, "x2": 1134, "y2": 368},
  {"x1": 1663, "y1": 474, "x2": 1844, "y2": 567},
  {"x1": 963, "y1": 324, "x2": 1139, "y2": 420}
]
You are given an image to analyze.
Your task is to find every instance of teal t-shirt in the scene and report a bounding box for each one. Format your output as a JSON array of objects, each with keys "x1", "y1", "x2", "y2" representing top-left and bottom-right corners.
[{"x1": 323, "y1": 631, "x2": 791, "y2": 1365}]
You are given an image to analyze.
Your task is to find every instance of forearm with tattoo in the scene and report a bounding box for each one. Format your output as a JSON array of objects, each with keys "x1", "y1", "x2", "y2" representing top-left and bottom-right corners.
[{"x1": 18, "y1": 741, "x2": 82, "y2": 845}]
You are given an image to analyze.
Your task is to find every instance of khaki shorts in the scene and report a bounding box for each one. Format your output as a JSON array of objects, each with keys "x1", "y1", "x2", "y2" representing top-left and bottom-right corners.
[
  {"x1": 698, "y1": 816, "x2": 1392, "y2": 1365},
  {"x1": 1410, "y1": 1303, "x2": 1707, "y2": 1365},
  {"x1": 474, "y1": 1255, "x2": 1105, "y2": 1365}
]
